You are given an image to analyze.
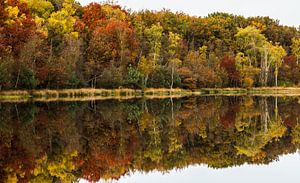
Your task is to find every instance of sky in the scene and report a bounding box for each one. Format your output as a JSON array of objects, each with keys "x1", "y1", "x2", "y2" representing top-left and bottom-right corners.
[{"x1": 79, "y1": 0, "x2": 300, "y2": 27}]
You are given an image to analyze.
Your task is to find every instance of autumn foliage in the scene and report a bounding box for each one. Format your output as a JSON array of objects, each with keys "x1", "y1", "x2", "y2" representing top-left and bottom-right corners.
[
  {"x1": 0, "y1": 0, "x2": 300, "y2": 90},
  {"x1": 220, "y1": 55, "x2": 240, "y2": 86}
]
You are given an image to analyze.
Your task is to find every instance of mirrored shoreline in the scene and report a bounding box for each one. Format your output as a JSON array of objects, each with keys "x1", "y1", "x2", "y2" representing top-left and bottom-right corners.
[{"x1": 1, "y1": 96, "x2": 300, "y2": 182}]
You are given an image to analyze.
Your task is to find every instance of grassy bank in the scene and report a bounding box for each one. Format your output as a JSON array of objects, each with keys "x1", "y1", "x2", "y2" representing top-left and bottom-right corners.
[
  {"x1": 198, "y1": 87, "x2": 300, "y2": 96},
  {"x1": 0, "y1": 88, "x2": 195, "y2": 102},
  {"x1": 1, "y1": 87, "x2": 300, "y2": 102}
]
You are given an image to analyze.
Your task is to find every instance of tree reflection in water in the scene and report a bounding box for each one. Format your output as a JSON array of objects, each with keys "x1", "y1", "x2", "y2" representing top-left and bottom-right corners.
[{"x1": 0, "y1": 96, "x2": 300, "y2": 182}]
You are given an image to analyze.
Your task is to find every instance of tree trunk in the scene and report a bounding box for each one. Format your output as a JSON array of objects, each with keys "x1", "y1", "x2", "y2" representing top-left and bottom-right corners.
[
  {"x1": 275, "y1": 66, "x2": 278, "y2": 87},
  {"x1": 153, "y1": 42, "x2": 157, "y2": 65},
  {"x1": 144, "y1": 75, "x2": 148, "y2": 88},
  {"x1": 171, "y1": 66, "x2": 174, "y2": 89},
  {"x1": 275, "y1": 73, "x2": 278, "y2": 87},
  {"x1": 15, "y1": 68, "x2": 20, "y2": 88},
  {"x1": 275, "y1": 96, "x2": 278, "y2": 121},
  {"x1": 91, "y1": 77, "x2": 94, "y2": 88},
  {"x1": 261, "y1": 98, "x2": 269, "y2": 133},
  {"x1": 171, "y1": 97, "x2": 174, "y2": 120},
  {"x1": 260, "y1": 46, "x2": 269, "y2": 86}
]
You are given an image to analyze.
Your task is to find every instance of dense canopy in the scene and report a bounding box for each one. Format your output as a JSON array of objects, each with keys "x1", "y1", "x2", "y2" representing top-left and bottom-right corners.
[{"x1": 1, "y1": 0, "x2": 300, "y2": 90}]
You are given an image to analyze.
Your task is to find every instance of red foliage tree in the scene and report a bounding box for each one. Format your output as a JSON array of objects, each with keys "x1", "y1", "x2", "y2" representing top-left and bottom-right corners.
[
  {"x1": 280, "y1": 55, "x2": 300, "y2": 85},
  {"x1": 220, "y1": 105, "x2": 240, "y2": 129},
  {"x1": 86, "y1": 20, "x2": 139, "y2": 87},
  {"x1": 82, "y1": 3, "x2": 106, "y2": 31},
  {"x1": 0, "y1": 0, "x2": 37, "y2": 58},
  {"x1": 220, "y1": 55, "x2": 240, "y2": 86}
]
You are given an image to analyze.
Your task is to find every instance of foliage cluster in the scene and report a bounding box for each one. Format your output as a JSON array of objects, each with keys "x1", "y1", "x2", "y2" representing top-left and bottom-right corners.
[{"x1": 1, "y1": 0, "x2": 300, "y2": 90}]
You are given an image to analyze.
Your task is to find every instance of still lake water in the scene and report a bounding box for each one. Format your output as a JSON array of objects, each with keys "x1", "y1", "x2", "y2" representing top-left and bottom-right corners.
[{"x1": 1, "y1": 96, "x2": 300, "y2": 182}]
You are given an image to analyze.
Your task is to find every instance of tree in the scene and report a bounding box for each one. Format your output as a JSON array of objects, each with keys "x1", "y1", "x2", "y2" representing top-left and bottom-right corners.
[
  {"x1": 14, "y1": 36, "x2": 45, "y2": 89},
  {"x1": 235, "y1": 98, "x2": 286, "y2": 159},
  {"x1": 27, "y1": 0, "x2": 54, "y2": 36},
  {"x1": 259, "y1": 42, "x2": 286, "y2": 87},
  {"x1": 47, "y1": 0, "x2": 77, "y2": 36},
  {"x1": 236, "y1": 26, "x2": 287, "y2": 87},
  {"x1": 0, "y1": 1, "x2": 299, "y2": 90},
  {"x1": 168, "y1": 32, "x2": 182, "y2": 89},
  {"x1": 181, "y1": 47, "x2": 220, "y2": 88},
  {"x1": 137, "y1": 56, "x2": 155, "y2": 88},
  {"x1": 235, "y1": 52, "x2": 259, "y2": 88},
  {"x1": 178, "y1": 67, "x2": 196, "y2": 89},
  {"x1": 0, "y1": 0, "x2": 37, "y2": 57},
  {"x1": 46, "y1": 35, "x2": 82, "y2": 88},
  {"x1": 28, "y1": 0, "x2": 54, "y2": 19},
  {"x1": 269, "y1": 44, "x2": 286, "y2": 87},
  {"x1": 101, "y1": 4, "x2": 128, "y2": 21},
  {"x1": 82, "y1": 2, "x2": 105, "y2": 31},
  {"x1": 86, "y1": 20, "x2": 138, "y2": 88},
  {"x1": 291, "y1": 38, "x2": 300, "y2": 65},
  {"x1": 235, "y1": 26, "x2": 266, "y2": 67},
  {"x1": 220, "y1": 55, "x2": 240, "y2": 87},
  {"x1": 144, "y1": 23, "x2": 163, "y2": 66},
  {"x1": 32, "y1": 151, "x2": 78, "y2": 183},
  {"x1": 0, "y1": 56, "x2": 12, "y2": 90},
  {"x1": 98, "y1": 62, "x2": 124, "y2": 88},
  {"x1": 168, "y1": 58, "x2": 182, "y2": 89},
  {"x1": 280, "y1": 55, "x2": 300, "y2": 86},
  {"x1": 125, "y1": 66, "x2": 143, "y2": 88}
]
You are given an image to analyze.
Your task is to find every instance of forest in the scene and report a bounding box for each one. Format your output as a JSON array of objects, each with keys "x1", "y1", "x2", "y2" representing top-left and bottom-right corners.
[
  {"x1": 1, "y1": 96, "x2": 300, "y2": 182},
  {"x1": 1, "y1": 0, "x2": 300, "y2": 90}
]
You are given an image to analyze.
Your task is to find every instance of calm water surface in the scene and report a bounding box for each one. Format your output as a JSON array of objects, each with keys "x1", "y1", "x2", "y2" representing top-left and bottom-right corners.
[{"x1": 1, "y1": 96, "x2": 300, "y2": 182}]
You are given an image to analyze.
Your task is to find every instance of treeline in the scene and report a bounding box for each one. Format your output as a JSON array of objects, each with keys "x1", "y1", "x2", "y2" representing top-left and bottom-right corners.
[
  {"x1": 1, "y1": 0, "x2": 300, "y2": 90},
  {"x1": 1, "y1": 97, "x2": 300, "y2": 182}
]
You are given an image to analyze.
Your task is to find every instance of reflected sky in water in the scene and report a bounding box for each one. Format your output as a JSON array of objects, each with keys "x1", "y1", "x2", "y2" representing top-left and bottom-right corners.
[{"x1": 81, "y1": 153, "x2": 300, "y2": 183}]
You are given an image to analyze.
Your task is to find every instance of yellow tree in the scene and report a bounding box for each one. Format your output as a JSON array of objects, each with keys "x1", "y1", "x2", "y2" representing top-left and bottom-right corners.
[
  {"x1": 235, "y1": 26, "x2": 267, "y2": 86},
  {"x1": 168, "y1": 32, "x2": 182, "y2": 89},
  {"x1": 47, "y1": 0, "x2": 77, "y2": 37},
  {"x1": 31, "y1": 151, "x2": 78, "y2": 183},
  {"x1": 137, "y1": 56, "x2": 155, "y2": 88},
  {"x1": 137, "y1": 23, "x2": 163, "y2": 88},
  {"x1": 235, "y1": 26, "x2": 267, "y2": 67},
  {"x1": 144, "y1": 23, "x2": 163, "y2": 66},
  {"x1": 236, "y1": 26, "x2": 287, "y2": 86},
  {"x1": 269, "y1": 44, "x2": 286, "y2": 87},
  {"x1": 291, "y1": 38, "x2": 300, "y2": 65},
  {"x1": 235, "y1": 52, "x2": 257, "y2": 88},
  {"x1": 27, "y1": 0, "x2": 54, "y2": 36}
]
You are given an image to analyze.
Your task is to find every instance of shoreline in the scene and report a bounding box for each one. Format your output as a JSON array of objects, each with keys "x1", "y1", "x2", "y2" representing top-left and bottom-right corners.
[
  {"x1": 0, "y1": 88, "x2": 194, "y2": 102},
  {"x1": 1, "y1": 87, "x2": 300, "y2": 102},
  {"x1": 198, "y1": 87, "x2": 300, "y2": 95}
]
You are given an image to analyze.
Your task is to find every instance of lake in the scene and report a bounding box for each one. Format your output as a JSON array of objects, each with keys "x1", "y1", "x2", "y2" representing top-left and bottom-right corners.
[{"x1": 1, "y1": 96, "x2": 300, "y2": 182}]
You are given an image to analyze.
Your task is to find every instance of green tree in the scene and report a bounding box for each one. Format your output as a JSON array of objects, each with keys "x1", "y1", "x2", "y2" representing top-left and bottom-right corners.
[{"x1": 126, "y1": 66, "x2": 143, "y2": 88}]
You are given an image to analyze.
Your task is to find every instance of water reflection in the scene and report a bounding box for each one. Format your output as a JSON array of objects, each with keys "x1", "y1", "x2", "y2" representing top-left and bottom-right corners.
[
  {"x1": 109, "y1": 153, "x2": 300, "y2": 183},
  {"x1": 0, "y1": 96, "x2": 300, "y2": 182}
]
